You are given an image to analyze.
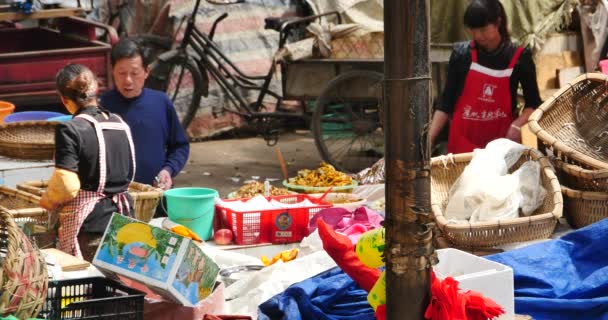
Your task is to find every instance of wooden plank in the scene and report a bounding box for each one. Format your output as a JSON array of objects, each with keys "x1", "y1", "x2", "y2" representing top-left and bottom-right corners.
[{"x1": 0, "y1": 7, "x2": 84, "y2": 21}]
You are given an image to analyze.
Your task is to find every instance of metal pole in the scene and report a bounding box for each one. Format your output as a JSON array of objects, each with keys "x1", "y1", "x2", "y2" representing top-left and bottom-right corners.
[{"x1": 383, "y1": 1, "x2": 436, "y2": 319}]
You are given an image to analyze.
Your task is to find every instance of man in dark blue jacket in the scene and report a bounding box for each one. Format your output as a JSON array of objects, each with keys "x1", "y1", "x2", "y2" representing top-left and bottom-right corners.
[{"x1": 101, "y1": 38, "x2": 190, "y2": 193}]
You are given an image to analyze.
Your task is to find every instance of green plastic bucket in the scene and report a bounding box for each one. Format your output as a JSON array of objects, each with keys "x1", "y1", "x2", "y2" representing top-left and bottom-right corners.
[{"x1": 164, "y1": 187, "x2": 218, "y2": 240}]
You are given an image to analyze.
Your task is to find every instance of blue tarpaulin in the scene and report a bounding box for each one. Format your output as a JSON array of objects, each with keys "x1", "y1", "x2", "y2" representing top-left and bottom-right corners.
[
  {"x1": 259, "y1": 219, "x2": 608, "y2": 320},
  {"x1": 487, "y1": 219, "x2": 608, "y2": 320},
  {"x1": 258, "y1": 267, "x2": 375, "y2": 320}
]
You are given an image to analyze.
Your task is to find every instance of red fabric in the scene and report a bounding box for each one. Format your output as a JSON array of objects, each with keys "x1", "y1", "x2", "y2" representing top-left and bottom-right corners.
[
  {"x1": 317, "y1": 219, "x2": 381, "y2": 292},
  {"x1": 424, "y1": 271, "x2": 505, "y2": 320},
  {"x1": 319, "y1": 220, "x2": 503, "y2": 320},
  {"x1": 375, "y1": 305, "x2": 386, "y2": 320},
  {"x1": 447, "y1": 41, "x2": 524, "y2": 154}
]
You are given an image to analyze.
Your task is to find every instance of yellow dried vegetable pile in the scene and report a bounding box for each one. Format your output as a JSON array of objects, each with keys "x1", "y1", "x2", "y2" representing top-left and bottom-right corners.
[
  {"x1": 231, "y1": 181, "x2": 291, "y2": 199},
  {"x1": 288, "y1": 162, "x2": 353, "y2": 187}
]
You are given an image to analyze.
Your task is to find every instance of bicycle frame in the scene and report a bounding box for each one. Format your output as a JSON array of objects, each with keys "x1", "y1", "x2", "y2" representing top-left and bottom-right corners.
[{"x1": 178, "y1": 0, "x2": 340, "y2": 120}]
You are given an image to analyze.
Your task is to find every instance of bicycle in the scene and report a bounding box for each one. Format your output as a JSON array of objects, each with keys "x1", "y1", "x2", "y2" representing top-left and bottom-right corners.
[{"x1": 145, "y1": 0, "x2": 385, "y2": 173}]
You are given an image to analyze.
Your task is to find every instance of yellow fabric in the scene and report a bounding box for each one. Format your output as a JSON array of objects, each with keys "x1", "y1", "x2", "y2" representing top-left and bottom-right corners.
[
  {"x1": 261, "y1": 248, "x2": 299, "y2": 266},
  {"x1": 39, "y1": 168, "x2": 81, "y2": 210},
  {"x1": 171, "y1": 225, "x2": 202, "y2": 242},
  {"x1": 161, "y1": 218, "x2": 202, "y2": 242}
]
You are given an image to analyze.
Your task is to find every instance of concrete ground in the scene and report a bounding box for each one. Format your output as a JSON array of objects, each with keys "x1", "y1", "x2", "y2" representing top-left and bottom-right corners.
[{"x1": 173, "y1": 130, "x2": 323, "y2": 197}]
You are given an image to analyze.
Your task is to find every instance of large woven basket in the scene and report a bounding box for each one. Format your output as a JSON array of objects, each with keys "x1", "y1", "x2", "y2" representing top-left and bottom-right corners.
[
  {"x1": 0, "y1": 186, "x2": 54, "y2": 249},
  {"x1": 528, "y1": 73, "x2": 608, "y2": 169},
  {"x1": 430, "y1": 149, "x2": 563, "y2": 249},
  {"x1": 553, "y1": 158, "x2": 608, "y2": 192},
  {"x1": 0, "y1": 209, "x2": 48, "y2": 319},
  {"x1": 561, "y1": 185, "x2": 608, "y2": 229},
  {"x1": 0, "y1": 121, "x2": 56, "y2": 160},
  {"x1": 17, "y1": 180, "x2": 162, "y2": 222}
]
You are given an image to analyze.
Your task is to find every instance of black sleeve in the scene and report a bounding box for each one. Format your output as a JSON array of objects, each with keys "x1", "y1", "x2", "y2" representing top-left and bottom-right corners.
[
  {"x1": 54, "y1": 122, "x2": 80, "y2": 172},
  {"x1": 518, "y1": 48, "x2": 543, "y2": 109},
  {"x1": 439, "y1": 45, "x2": 468, "y2": 115}
]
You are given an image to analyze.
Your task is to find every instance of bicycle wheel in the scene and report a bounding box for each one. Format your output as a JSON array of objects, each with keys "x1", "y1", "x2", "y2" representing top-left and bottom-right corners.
[
  {"x1": 312, "y1": 71, "x2": 384, "y2": 174},
  {"x1": 147, "y1": 53, "x2": 204, "y2": 130}
]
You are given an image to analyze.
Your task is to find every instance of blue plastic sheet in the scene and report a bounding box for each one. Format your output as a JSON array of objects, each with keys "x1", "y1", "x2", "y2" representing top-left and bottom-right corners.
[
  {"x1": 258, "y1": 267, "x2": 375, "y2": 320},
  {"x1": 487, "y1": 219, "x2": 608, "y2": 320}
]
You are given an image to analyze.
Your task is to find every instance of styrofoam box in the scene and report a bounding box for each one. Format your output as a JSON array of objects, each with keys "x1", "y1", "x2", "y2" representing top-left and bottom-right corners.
[{"x1": 434, "y1": 248, "x2": 514, "y2": 320}]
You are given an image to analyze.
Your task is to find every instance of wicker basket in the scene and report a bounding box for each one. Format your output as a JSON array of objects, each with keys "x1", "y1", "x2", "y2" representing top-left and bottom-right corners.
[
  {"x1": 430, "y1": 149, "x2": 563, "y2": 249},
  {"x1": 17, "y1": 180, "x2": 162, "y2": 222},
  {"x1": 129, "y1": 181, "x2": 163, "y2": 222},
  {"x1": 0, "y1": 120, "x2": 56, "y2": 160},
  {"x1": 553, "y1": 158, "x2": 608, "y2": 192},
  {"x1": 528, "y1": 73, "x2": 608, "y2": 169},
  {"x1": 0, "y1": 185, "x2": 54, "y2": 249},
  {"x1": 561, "y1": 185, "x2": 608, "y2": 229},
  {"x1": 0, "y1": 209, "x2": 48, "y2": 319}
]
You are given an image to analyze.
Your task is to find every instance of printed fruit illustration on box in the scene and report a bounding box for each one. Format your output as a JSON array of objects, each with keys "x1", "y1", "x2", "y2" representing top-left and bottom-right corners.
[
  {"x1": 94, "y1": 214, "x2": 220, "y2": 306},
  {"x1": 96, "y1": 214, "x2": 183, "y2": 282},
  {"x1": 171, "y1": 241, "x2": 219, "y2": 304}
]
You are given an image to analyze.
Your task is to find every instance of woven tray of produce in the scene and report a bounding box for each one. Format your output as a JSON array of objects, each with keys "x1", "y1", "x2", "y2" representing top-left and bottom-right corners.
[
  {"x1": 227, "y1": 181, "x2": 294, "y2": 199},
  {"x1": 283, "y1": 162, "x2": 357, "y2": 193},
  {"x1": 0, "y1": 121, "x2": 56, "y2": 160}
]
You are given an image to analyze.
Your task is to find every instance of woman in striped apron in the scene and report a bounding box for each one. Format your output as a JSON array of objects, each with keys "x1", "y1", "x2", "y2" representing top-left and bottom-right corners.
[{"x1": 40, "y1": 64, "x2": 136, "y2": 261}]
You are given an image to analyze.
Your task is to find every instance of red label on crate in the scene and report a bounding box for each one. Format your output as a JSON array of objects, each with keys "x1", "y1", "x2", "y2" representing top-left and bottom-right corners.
[
  {"x1": 275, "y1": 212, "x2": 293, "y2": 230},
  {"x1": 275, "y1": 231, "x2": 293, "y2": 238}
]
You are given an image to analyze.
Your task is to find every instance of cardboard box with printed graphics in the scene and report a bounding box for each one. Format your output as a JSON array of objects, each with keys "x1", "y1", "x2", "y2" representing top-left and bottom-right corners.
[{"x1": 93, "y1": 213, "x2": 220, "y2": 306}]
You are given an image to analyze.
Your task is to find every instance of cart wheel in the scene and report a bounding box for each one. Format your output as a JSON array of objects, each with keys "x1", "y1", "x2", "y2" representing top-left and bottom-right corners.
[
  {"x1": 147, "y1": 54, "x2": 204, "y2": 131},
  {"x1": 312, "y1": 70, "x2": 384, "y2": 174}
]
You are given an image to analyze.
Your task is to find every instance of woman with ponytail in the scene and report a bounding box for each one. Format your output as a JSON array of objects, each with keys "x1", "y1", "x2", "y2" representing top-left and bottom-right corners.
[{"x1": 40, "y1": 64, "x2": 136, "y2": 261}]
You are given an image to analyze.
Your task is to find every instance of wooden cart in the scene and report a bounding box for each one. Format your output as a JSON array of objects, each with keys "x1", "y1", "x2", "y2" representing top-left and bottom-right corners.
[{"x1": 0, "y1": 7, "x2": 118, "y2": 107}]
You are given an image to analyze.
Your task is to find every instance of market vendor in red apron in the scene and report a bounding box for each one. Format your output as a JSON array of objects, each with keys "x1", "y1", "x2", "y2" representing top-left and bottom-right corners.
[
  {"x1": 40, "y1": 64, "x2": 136, "y2": 261},
  {"x1": 429, "y1": 0, "x2": 542, "y2": 154}
]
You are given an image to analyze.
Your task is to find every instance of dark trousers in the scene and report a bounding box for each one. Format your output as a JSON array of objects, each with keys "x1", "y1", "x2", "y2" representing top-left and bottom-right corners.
[
  {"x1": 154, "y1": 196, "x2": 168, "y2": 218},
  {"x1": 77, "y1": 231, "x2": 103, "y2": 262}
]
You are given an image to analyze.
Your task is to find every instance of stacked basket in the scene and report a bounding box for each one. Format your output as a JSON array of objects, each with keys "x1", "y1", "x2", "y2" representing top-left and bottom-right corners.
[
  {"x1": 0, "y1": 121, "x2": 57, "y2": 160},
  {"x1": 528, "y1": 73, "x2": 608, "y2": 229},
  {"x1": 17, "y1": 180, "x2": 162, "y2": 222},
  {"x1": 0, "y1": 208, "x2": 48, "y2": 319},
  {"x1": 431, "y1": 149, "x2": 562, "y2": 249}
]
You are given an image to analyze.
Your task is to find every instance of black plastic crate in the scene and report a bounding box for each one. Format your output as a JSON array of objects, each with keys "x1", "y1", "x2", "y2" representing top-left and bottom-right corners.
[{"x1": 39, "y1": 277, "x2": 145, "y2": 320}]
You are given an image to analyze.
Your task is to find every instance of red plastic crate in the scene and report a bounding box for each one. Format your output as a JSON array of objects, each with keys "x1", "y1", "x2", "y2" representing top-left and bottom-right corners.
[{"x1": 215, "y1": 194, "x2": 332, "y2": 245}]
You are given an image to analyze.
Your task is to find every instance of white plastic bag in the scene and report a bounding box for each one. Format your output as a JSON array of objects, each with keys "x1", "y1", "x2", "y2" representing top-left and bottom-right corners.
[
  {"x1": 467, "y1": 174, "x2": 521, "y2": 223},
  {"x1": 513, "y1": 160, "x2": 547, "y2": 216},
  {"x1": 445, "y1": 139, "x2": 526, "y2": 221}
]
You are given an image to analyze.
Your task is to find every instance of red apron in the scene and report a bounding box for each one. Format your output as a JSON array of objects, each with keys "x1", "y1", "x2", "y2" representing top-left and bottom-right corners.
[
  {"x1": 58, "y1": 113, "x2": 136, "y2": 258},
  {"x1": 447, "y1": 42, "x2": 524, "y2": 154}
]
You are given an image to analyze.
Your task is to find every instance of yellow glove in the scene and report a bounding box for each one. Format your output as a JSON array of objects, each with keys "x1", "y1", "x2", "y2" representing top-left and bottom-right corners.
[
  {"x1": 40, "y1": 168, "x2": 80, "y2": 210},
  {"x1": 161, "y1": 218, "x2": 202, "y2": 242},
  {"x1": 261, "y1": 248, "x2": 299, "y2": 266}
]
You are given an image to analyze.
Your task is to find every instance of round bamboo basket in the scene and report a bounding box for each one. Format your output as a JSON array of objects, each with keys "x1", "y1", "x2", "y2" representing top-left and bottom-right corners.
[
  {"x1": 528, "y1": 73, "x2": 608, "y2": 170},
  {"x1": 430, "y1": 149, "x2": 563, "y2": 249},
  {"x1": 0, "y1": 208, "x2": 48, "y2": 319},
  {"x1": 561, "y1": 185, "x2": 608, "y2": 229},
  {"x1": 553, "y1": 158, "x2": 608, "y2": 192},
  {"x1": 17, "y1": 180, "x2": 162, "y2": 222},
  {"x1": 0, "y1": 121, "x2": 56, "y2": 160}
]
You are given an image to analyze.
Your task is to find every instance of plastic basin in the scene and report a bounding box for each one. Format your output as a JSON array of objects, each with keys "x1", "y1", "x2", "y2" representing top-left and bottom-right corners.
[
  {"x1": 4, "y1": 111, "x2": 66, "y2": 123},
  {"x1": 47, "y1": 115, "x2": 73, "y2": 122},
  {"x1": 0, "y1": 101, "x2": 15, "y2": 123}
]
